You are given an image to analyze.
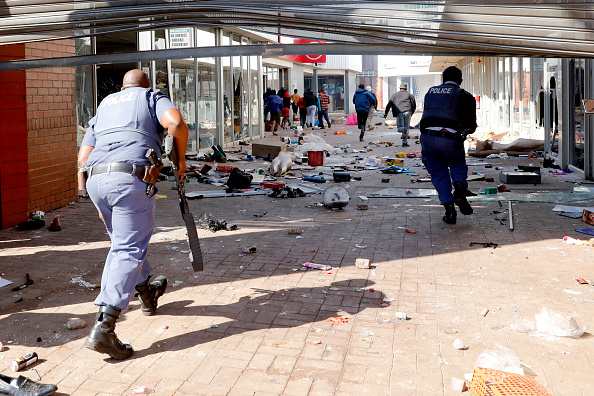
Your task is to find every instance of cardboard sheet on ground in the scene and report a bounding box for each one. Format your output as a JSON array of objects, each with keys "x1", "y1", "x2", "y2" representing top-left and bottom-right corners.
[
  {"x1": 370, "y1": 188, "x2": 438, "y2": 198},
  {"x1": 575, "y1": 228, "x2": 594, "y2": 236}
]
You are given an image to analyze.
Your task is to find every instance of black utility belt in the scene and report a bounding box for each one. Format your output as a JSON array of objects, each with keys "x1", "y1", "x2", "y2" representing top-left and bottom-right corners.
[
  {"x1": 421, "y1": 129, "x2": 458, "y2": 140},
  {"x1": 86, "y1": 163, "x2": 146, "y2": 179}
]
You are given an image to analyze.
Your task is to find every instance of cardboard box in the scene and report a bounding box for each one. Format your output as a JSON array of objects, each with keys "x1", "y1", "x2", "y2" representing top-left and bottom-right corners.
[
  {"x1": 499, "y1": 171, "x2": 541, "y2": 184},
  {"x1": 252, "y1": 141, "x2": 286, "y2": 159},
  {"x1": 582, "y1": 209, "x2": 594, "y2": 225}
]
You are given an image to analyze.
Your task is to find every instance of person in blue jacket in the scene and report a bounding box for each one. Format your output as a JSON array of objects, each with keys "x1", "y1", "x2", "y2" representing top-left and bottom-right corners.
[
  {"x1": 264, "y1": 90, "x2": 283, "y2": 135},
  {"x1": 352, "y1": 84, "x2": 376, "y2": 141}
]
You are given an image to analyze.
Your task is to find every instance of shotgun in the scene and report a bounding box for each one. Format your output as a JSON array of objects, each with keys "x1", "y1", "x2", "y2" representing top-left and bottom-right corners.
[{"x1": 164, "y1": 134, "x2": 204, "y2": 271}]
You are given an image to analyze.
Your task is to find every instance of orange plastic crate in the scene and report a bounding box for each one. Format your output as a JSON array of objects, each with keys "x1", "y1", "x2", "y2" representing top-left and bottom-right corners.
[{"x1": 470, "y1": 367, "x2": 552, "y2": 396}]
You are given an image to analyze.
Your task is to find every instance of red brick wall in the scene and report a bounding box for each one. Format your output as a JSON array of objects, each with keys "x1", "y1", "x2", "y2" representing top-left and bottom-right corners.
[
  {"x1": 0, "y1": 44, "x2": 29, "y2": 228},
  {"x1": 25, "y1": 40, "x2": 78, "y2": 214}
]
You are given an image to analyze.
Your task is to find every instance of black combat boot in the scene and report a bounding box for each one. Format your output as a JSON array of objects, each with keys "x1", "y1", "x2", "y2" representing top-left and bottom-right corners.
[
  {"x1": 453, "y1": 182, "x2": 474, "y2": 215},
  {"x1": 84, "y1": 306, "x2": 133, "y2": 360},
  {"x1": 135, "y1": 275, "x2": 167, "y2": 316},
  {"x1": 443, "y1": 201, "x2": 457, "y2": 224}
]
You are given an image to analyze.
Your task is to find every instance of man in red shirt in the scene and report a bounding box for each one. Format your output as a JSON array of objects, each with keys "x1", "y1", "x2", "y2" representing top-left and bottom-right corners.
[{"x1": 317, "y1": 87, "x2": 331, "y2": 129}]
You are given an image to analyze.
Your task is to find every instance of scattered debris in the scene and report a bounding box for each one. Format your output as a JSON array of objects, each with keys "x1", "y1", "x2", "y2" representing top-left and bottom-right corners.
[
  {"x1": 451, "y1": 377, "x2": 467, "y2": 392},
  {"x1": 475, "y1": 344, "x2": 523, "y2": 374},
  {"x1": 284, "y1": 218, "x2": 313, "y2": 223},
  {"x1": 508, "y1": 320, "x2": 535, "y2": 333},
  {"x1": 313, "y1": 340, "x2": 322, "y2": 345},
  {"x1": 405, "y1": 229, "x2": 416, "y2": 234},
  {"x1": 535, "y1": 307, "x2": 585, "y2": 338},
  {"x1": 326, "y1": 317, "x2": 348, "y2": 324},
  {"x1": 355, "y1": 258, "x2": 371, "y2": 269},
  {"x1": 322, "y1": 186, "x2": 350, "y2": 209},
  {"x1": 241, "y1": 246, "x2": 257, "y2": 254},
  {"x1": 303, "y1": 263, "x2": 332, "y2": 271},
  {"x1": 69, "y1": 276, "x2": 95, "y2": 288},
  {"x1": 132, "y1": 386, "x2": 155, "y2": 394},
  {"x1": 288, "y1": 229, "x2": 302, "y2": 235},
  {"x1": 0, "y1": 277, "x2": 13, "y2": 289},
  {"x1": 481, "y1": 308, "x2": 490, "y2": 317},
  {"x1": 210, "y1": 324, "x2": 218, "y2": 328},
  {"x1": 66, "y1": 319, "x2": 87, "y2": 330},
  {"x1": 48, "y1": 217, "x2": 62, "y2": 231},
  {"x1": 395, "y1": 312, "x2": 408, "y2": 321},
  {"x1": 197, "y1": 213, "x2": 237, "y2": 232},
  {"x1": 470, "y1": 242, "x2": 499, "y2": 248},
  {"x1": 453, "y1": 339, "x2": 468, "y2": 350},
  {"x1": 11, "y1": 274, "x2": 34, "y2": 291}
]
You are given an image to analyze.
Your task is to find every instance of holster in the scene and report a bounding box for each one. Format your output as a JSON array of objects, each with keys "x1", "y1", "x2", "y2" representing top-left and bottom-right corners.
[{"x1": 142, "y1": 163, "x2": 163, "y2": 185}]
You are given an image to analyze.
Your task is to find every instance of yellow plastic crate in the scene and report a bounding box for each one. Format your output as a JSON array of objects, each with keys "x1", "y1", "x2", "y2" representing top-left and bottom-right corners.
[{"x1": 470, "y1": 367, "x2": 552, "y2": 396}]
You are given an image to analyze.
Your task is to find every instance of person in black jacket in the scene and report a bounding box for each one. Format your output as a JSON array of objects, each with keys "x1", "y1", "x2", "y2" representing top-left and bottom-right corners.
[
  {"x1": 304, "y1": 89, "x2": 318, "y2": 128},
  {"x1": 419, "y1": 66, "x2": 477, "y2": 224}
]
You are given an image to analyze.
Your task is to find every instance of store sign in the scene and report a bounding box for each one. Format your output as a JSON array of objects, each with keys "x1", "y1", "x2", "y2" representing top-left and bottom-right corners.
[
  {"x1": 285, "y1": 39, "x2": 326, "y2": 63},
  {"x1": 170, "y1": 28, "x2": 192, "y2": 48}
]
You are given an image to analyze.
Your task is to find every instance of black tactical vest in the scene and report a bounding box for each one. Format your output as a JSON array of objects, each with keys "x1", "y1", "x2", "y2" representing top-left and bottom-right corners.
[{"x1": 420, "y1": 83, "x2": 463, "y2": 131}]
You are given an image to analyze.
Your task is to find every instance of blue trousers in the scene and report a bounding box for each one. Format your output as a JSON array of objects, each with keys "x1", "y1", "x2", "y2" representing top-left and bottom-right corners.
[
  {"x1": 318, "y1": 109, "x2": 330, "y2": 128},
  {"x1": 87, "y1": 170, "x2": 155, "y2": 310},
  {"x1": 420, "y1": 134, "x2": 468, "y2": 204},
  {"x1": 397, "y1": 111, "x2": 411, "y2": 143}
]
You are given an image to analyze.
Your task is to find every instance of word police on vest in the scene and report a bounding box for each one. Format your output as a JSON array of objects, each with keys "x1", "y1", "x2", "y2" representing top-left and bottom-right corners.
[
  {"x1": 100, "y1": 91, "x2": 136, "y2": 108},
  {"x1": 428, "y1": 87, "x2": 453, "y2": 95}
]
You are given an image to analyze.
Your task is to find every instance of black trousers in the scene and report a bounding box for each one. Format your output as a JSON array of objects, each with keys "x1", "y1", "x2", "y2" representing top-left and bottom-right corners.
[{"x1": 356, "y1": 109, "x2": 369, "y2": 130}]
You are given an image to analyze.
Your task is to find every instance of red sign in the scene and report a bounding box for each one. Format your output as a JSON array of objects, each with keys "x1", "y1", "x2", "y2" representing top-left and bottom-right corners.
[{"x1": 285, "y1": 39, "x2": 326, "y2": 64}]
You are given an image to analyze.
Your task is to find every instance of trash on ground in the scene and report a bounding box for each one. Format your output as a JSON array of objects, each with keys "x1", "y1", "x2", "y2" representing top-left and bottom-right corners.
[
  {"x1": 326, "y1": 317, "x2": 348, "y2": 324},
  {"x1": 357, "y1": 203, "x2": 368, "y2": 210},
  {"x1": 0, "y1": 277, "x2": 12, "y2": 289},
  {"x1": 474, "y1": 344, "x2": 523, "y2": 374},
  {"x1": 322, "y1": 186, "x2": 350, "y2": 209},
  {"x1": 363, "y1": 331, "x2": 374, "y2": 336},
  {"x1": 355, "y1": 258, "x2": 371, "y2": 269},
  {"x1": 284, "y1": 218, "x2": 313, "y2": 223},
  {"x1": 269, "y1": 186, "x2": 307, "y2": 198},
  {"x1": 132, "y1": 386, "x2": 155, "y2": 394},
  {"x1": 355, "y1": 245, "x2": 367, "y2": 249},
  {"x1": 273, "y1": 341, "x2": 287, "y2": 347},
  {"x1": 270, "y1": 152, "x2": 295, "y2": 176},
  {"x1": 395, "y1": 312, "x2": 408, "y2": 321},
  {"x1": 241, "y1": 246, "x2": 257, "y2": 253},
  {"x1": 288, "y1": 228, "x2": 302, "y2": 234},
  {"x1": 0, "y1": 371, "x2": 57, "y2": 394},
  {"x1": 66, "y1": 318, "x2": 87, "y2": 330},
  {"x1": 313, "y1": 340, "x2": 322, "y2": 345},
  {"x1": 575, "y1": 277, "x2": 590, "y2": 284},
  {"x1": 11, "y1": 273, "x2": 34, "y2": 291},
  {"x1": 11, "y1": 351, "x2": 38, "y2": 372},
  {"x1": 453, "y1": 339, "x2": 468, "y2": 350},
  {"x1": 481, "y1": 308, "x2": 489, "y2": 317},
  {"x1": 210, "y1": 324, "x2": 218, "y2": 328},
  {"x1": 405, "y1": 229, "x2": 416, "y2": 234},
  {"x1": 563, "y1": 236, "x2": 589, "y2": 246},
  {"x1": 575, "y1": 228, "x2": 594, "y2": 237},
  {"x1": 303, "y1": 262, "x2": 332, "y2": 271},
  {"x1": 470, "y1": 241, "x2": 499, "y2": 248},
  {"x1": 197, "y1": 213, "x2": 237, "y2": 232},
  {"x1": 534, "y1": 307, "x2": 585, "y2": 338},
  {"x1": 48, "y1": 217, "x2": 62, "y2": 231},
  {"x1": 451, "y1": 377, "x2": 467, "y2": 392},
  {"x1": 469, "y1": 367, "x2": 551, "y2": 396}
]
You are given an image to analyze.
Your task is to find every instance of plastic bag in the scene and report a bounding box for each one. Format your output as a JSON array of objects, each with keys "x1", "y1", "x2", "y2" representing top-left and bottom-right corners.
[
  {"x1": 270, "y1": 152, "x2": 294, "y2": 176},
  {"x1": 534, "y1": 307, "x2": 586, "y2": 338},
  {"x1": 295, "y1": 134, "x2": 338, "y2": 155},
  {"x1": 345, "y1": 113, "x2": 358, "y2": 125},
  {"x1": 474, "y1": 343, "x2": 523, "y2": 374}
]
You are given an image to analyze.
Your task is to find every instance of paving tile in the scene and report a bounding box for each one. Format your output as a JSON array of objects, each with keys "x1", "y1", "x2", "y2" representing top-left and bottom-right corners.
[{"x1": 1, "y1": 129, "x2": 593, "y2": 395}]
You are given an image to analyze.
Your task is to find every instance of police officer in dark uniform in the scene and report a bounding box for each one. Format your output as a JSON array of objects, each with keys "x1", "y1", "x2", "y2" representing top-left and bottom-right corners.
[
  {"x1": 77, "y1": 70, "x2": 188, "y2": 359},
  {"x1": 419, "y1": 66, "x2": 477, "y2": 224}
]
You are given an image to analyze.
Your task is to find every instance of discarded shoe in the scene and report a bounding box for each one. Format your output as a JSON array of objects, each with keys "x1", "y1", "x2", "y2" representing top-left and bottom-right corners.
[
  {"x1": 48, "y1": 218, "x2": 61, "y2": 231},
  {"x1": 135, "y1": 275, "x2": 167, "y2": 316},
  {"x1": 16, "y1": 220, "x2": 45, "y2": 231},
  {"x1": 0, "y1": 373, "x2": 57, "y2": 396}
]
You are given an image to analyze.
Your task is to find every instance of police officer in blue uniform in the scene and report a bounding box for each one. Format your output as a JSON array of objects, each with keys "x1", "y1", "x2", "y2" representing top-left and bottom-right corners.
[
  {"x1": 77, "y1": 70, "x2": 188, "y2": 359},
  {"x1": 419, "y1": 66, "x2": 477, "y2": 224}
]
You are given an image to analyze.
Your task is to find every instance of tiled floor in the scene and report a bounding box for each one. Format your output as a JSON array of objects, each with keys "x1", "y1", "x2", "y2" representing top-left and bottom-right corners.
[{"x1": 1, "y1": 115, "x2": 593, "y2": 395}]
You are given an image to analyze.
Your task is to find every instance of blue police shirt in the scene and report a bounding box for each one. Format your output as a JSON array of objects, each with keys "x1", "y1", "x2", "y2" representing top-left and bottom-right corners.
[{"x1": 82, "y1": 88, "x2": 176, "y2": 167}]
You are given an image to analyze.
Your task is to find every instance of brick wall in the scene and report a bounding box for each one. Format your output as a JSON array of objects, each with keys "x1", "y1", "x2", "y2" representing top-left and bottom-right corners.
[
  {"x1": 0, "y1": 44, "x2": 29, "y2": 228},
  {"x1": 25, "y1": 40, "x2": 78, "y2": 213}
]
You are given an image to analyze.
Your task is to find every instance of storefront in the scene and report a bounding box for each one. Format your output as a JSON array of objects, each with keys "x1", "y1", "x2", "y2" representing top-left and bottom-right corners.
[
  {"x1": 75, "y1": 27, "x2": 265, "y2": 152},
  {"x1": 440, "y1": 56, "x2": 593, "y2": 179}
]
